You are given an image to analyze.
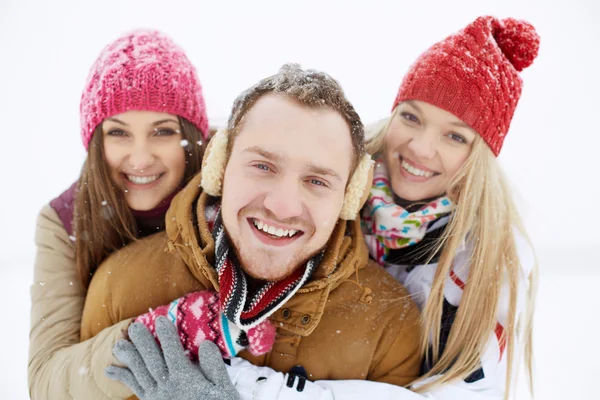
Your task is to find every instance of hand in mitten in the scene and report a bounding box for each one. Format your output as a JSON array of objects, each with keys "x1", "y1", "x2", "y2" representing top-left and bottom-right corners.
[
  {"x1": 106, "y1": 316, "x2": 239, "y2": 400},
  {"x1": 134, "y1": 290, "x2": 276, "y2": 361}
]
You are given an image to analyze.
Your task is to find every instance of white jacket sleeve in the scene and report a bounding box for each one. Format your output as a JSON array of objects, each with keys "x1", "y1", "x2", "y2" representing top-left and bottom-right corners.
[
  {"x1": 226, "y1": 356, "x2": 502, "y2": 400},
  {"x1": 226, "y1": 357, "x2": 422, "y2": 400}
]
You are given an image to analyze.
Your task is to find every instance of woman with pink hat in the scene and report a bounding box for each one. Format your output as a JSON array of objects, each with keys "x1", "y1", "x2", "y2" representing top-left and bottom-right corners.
[{"x1": 28, "y1": 29, "x2": 211, "y2": 399}]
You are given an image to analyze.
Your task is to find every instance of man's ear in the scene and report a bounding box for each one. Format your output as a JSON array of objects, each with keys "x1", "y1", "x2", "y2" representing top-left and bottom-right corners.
[
  {"x1": 339, "y1": 154, "x2": 374, "y2": 220},
  {"x1": 200, "y1": 128, "x2": 229, "y2": 196}
]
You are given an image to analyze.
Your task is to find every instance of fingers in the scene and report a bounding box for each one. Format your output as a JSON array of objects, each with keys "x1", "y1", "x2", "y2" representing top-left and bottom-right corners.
[
  {"x1": 105, "y1": 365, "x2": 145, "y2": 398},
  {"x1": 112, "y1": 339, "x2": 157, "y2": 391},
  {"x1": 128, "y1": 322, "x2": 169, "y2": 383},
  {"x1": 154, "y1": 316, "x2": 190, "y2": 373},
  {"x1": 198, "y1": 341, "x2": 232, "y2": 388}
]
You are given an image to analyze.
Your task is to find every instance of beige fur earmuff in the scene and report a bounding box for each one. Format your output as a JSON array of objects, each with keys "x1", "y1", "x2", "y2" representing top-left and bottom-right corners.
[
  {"x1": 200, "y1": 128, "x2": 229, "y2": 196},
  {"x1": 339, "y1": 154, "x2": 374, "y2": 220},
  {"x1": 200, "y1": 128, "x2": 374, "y2": 220}
]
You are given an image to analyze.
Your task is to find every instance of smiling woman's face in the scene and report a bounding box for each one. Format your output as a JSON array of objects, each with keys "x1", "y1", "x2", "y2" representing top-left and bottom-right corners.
[
  {"x1": 383, "y1": 100, "x2": 477, "y2": 201},
  {"x1": 102, "y1": 110, "x2": 186, "y2": 211}
]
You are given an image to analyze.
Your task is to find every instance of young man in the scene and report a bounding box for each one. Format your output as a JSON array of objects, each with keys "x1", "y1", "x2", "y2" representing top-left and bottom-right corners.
[{"x1": 81, "y1": 64, "x2": 421, "y2": 398}]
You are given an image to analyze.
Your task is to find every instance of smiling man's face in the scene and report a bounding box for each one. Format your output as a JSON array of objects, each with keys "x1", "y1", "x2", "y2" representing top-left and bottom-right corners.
[{"x1": 221, "y1": 94, "x2": 354, "y2": 281}]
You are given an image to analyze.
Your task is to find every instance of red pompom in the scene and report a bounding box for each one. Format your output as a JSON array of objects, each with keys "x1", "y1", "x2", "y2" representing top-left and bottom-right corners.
[{"x1": 495, "y1": 18, "x2": 540, "y2": 72}]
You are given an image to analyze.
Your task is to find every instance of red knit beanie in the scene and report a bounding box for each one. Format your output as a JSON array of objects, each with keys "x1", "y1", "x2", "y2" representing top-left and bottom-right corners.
[
  {"x1": 393, "y1": 16, "x2": 540, "y2": 156},
  {"x1": 80, "y1": 29, "x2": 209, "y2": 150}
]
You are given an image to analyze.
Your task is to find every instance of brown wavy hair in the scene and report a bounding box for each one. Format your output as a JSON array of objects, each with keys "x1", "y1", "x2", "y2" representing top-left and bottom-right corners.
[{"x1": 74, "y1": 117, "x2": 208, "y2": 289}]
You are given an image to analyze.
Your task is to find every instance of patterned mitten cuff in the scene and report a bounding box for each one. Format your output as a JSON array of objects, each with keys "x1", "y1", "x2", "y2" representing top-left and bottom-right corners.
[{"x1": 134, "y1": 290, "x2": 276, "y2": 360}]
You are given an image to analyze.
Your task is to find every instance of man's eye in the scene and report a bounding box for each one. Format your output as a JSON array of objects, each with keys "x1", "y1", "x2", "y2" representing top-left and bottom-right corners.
[
  {"x1": 309, "y1": 179, "x2": 326, "y2": 187},
  {"x1": 255, "y1": 163, "x2": 270, "y2": 171}
]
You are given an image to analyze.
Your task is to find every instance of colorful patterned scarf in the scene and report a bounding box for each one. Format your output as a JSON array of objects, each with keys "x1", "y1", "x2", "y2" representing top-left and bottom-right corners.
[
  {"x1": 205, "y1": 203, "x2": 323, "y2": 330},
  {"x1": 361, "y1": 159, "x2": 454, "y2": 264}
]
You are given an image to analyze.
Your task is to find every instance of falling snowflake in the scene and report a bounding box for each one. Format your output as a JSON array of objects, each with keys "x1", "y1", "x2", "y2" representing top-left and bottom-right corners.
[
  {"x1": 69, "y1": 235, "x2": 76, "y2": 242},
  {"x1": 101, "y1": 200, "x2": 108, "y2": 206},
  {"x1": 78, "y1": 366, "x2": 89, "y2": 375},
  {"x1": 180, "y1": 139, "x2": 189, "y2": 147}
]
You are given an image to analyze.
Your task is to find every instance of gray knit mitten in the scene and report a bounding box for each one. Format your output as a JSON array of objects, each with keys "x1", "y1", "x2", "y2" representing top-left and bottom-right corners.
[{"x1": 105, "y1": 316, "x2": 240, "y2": 400}]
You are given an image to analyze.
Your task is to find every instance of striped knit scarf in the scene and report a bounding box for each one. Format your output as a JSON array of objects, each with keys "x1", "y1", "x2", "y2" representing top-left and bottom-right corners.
[
  {"x1": 206, "y1": 203, "x2": 323, "y2": 330},
  {"x1": 361, "y1": 159, "x2": 454, "y2": 264}
]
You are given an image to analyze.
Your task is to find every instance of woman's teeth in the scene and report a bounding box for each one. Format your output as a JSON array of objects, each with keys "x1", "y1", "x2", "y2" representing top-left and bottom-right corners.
[
  {"x1": 126, "y1": 174, "x2": 161, "y2": 185},
  {"x1": 253, "y1": 219, "x2": 298, "y2": 238},
  {"x1": 401, "y1": 159, "x2": 434, "y2": 178}
]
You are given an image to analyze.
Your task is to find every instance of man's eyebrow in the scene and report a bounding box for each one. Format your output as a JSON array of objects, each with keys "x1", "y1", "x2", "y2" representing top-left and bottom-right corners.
[
  {"x1": 306, "y1": 164, "x2": 342, "y2": 182},
  {"x1": 243, "y1": 146, "x2": 343, "y2": 182},
  {"x1": 242, "y1": 146, "x2": 283, "y2": 163}
]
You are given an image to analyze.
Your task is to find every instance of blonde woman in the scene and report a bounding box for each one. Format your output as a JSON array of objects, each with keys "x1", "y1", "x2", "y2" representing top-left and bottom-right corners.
[
  {"x1": 359, "y1": 15, "x2": 539, "y2": 399},
  {"x1": 201, "y1": 15, "x2": 539, "y2": 400}
]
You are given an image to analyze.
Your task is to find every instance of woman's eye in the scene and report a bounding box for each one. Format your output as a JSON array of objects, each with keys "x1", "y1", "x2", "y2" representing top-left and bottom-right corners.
[
  {"x1": 401, "y1": 112, "x2": 420, "y2": 124},
  {"x1": 154, "y1": 128, "x2": 177, "y2": 137},
  {"x1": 107, "y1": 129, "x2": 127, "y2": 137},
  {"x1": 448, "y1": 133, "x2": 466, "y2": 144}
]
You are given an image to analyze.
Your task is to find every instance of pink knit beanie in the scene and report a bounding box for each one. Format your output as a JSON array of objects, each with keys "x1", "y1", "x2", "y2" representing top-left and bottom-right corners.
[
  {"x1": 80, "y1": 29, "x2": 209, "y2": 150},
  {"x1": 393, "y1": 16, "x2": 540, "y2": 156}
]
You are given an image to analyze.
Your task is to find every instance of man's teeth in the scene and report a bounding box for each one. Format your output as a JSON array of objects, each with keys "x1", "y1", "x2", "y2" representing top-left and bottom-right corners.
[
  {"x1": 401, "y1": 159, "x2": 434, "y2": 177},
  {"x1": 254, "y1": 219, "x2": 298, "y2": 238},
  {"x1": 127, "y1": 174, "x2": 161, "y2": 184}
]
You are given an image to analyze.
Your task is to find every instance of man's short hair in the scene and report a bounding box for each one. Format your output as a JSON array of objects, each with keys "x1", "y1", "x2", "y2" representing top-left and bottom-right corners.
[{"x1": 227, "y1": 63, "x2": 365, "y2": 170}]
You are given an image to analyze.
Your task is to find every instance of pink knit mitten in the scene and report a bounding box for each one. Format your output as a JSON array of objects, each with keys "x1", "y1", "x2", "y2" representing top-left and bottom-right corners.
[{"x1": 134, "y1": 291, "x2": 276, "y2": 361}]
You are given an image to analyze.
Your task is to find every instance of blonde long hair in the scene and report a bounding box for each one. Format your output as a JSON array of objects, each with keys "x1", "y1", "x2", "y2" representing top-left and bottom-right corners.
[{"x1": 366, "y1": 110, "x2": 538, "y2": 399}]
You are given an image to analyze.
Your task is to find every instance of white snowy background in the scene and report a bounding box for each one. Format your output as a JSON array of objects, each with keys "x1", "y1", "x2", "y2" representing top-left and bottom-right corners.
[{"x1": 0, "y1": 0, "x2": 598, "y2": 398}]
